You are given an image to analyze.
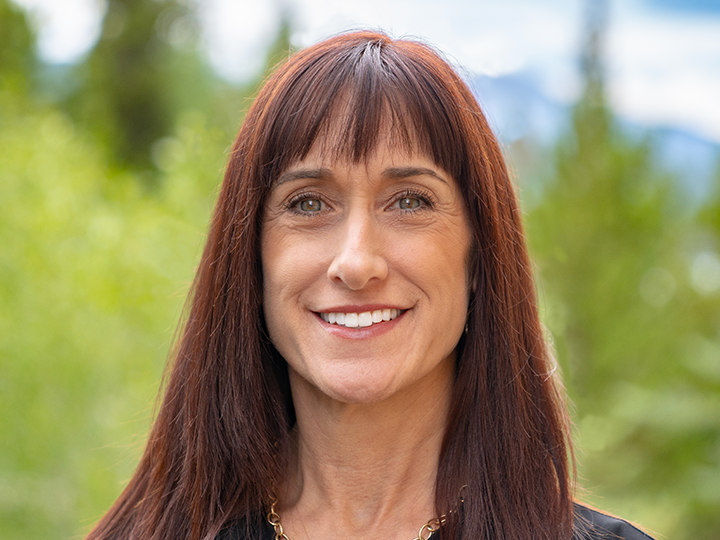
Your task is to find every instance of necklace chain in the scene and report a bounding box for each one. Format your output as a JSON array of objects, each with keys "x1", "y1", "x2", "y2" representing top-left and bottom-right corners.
[{"x1": 266, "y1": 499, "x2": 447, "y2": 540}]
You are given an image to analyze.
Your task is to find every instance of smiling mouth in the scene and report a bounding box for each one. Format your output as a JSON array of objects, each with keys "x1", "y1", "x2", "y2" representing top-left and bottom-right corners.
[{"x1": 318, "y1": 309, "x2": 404, "y2": 328}]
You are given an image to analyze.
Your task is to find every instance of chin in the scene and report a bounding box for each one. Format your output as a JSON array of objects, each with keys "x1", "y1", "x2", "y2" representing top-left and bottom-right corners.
[
  {"x1": 318, "y1": 374, "x2": 397, "y2": 405},
  {"x1": 325, "y1": 386, "x2": 395, "y2": 405},
  {"x1": 299, "y1": 362, "x2": 403, "y2": 405}
]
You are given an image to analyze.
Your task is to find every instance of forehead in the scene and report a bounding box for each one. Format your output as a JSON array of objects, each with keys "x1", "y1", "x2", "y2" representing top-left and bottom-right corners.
[
  {"x1": 272, "y1": 142, "x2": 458, "y2": 203},
  {"x1": 279, "y1": 129, "x2": 449, "y2": 183},
  {"x1": 301, "y1": 127, "x2": 421, "y2": 164}
]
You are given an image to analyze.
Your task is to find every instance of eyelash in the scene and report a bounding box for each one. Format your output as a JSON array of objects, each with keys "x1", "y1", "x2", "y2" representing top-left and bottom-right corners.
[
  {"x1": 285, "y1": 188, "x2": 437, "y2": 216},
  {"x1": 286, "y1": 191, "x2": 326, "y2": 215},
  {"x1": 392, "y1": 188, "x2": 436, "y2": 212}
]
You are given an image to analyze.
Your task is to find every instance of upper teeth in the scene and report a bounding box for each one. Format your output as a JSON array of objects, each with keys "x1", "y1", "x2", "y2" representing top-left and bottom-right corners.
[{"x1": 320, "y1": 308, "x2": 401, "y2": 328}]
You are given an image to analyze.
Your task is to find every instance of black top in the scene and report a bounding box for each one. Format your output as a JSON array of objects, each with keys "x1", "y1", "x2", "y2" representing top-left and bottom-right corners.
[
  {"x1": 574, "y1": 505, "x2": 654, "y2": 540},
  {"x1": 217, "y1": 504, "x2": 654, "y2": 540}
]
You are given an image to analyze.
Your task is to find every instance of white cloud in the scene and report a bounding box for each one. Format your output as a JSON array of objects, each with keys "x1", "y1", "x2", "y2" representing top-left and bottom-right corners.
[
  {"x1": 197, "y1": 0, "x2": 282, "y2": 82},
  {"x1": 10, "y1": 0, "x2": 720, "y2": 144},
  {"x1": 13, "y1": 0, "x2": 105, "y2": 64},
  {"x1": 288, "y1": 0, "x2": 582, "y2": 78},
  {"x1": 607, "y1": 8, "x2": 720, "y2": 141}
]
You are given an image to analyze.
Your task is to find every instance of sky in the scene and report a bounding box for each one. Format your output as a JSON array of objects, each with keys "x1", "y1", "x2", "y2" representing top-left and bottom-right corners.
[{"x1": 12, "y1": 0, "x2": 720, "y2": 145}]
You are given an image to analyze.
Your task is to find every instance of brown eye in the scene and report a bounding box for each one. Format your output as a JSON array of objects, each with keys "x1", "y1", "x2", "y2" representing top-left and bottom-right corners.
[
  {"x1": 298, "y1": 198, "x2": 322, "y2": 212},
  {"x1": 398, "y1": 197, "x2": 421, "y2": 210}
]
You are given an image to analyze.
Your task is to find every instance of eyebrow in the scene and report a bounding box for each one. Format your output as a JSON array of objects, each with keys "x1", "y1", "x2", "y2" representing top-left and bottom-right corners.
[
  {"x1": 275, "y1": 166, "x2": 449, "y2": 187},
  {"x1": 381, "y1": 166, "x2": 448, "y2": 185},
  {"x1": 274, "y1": 168, "x2": 333, "y2": 187}
]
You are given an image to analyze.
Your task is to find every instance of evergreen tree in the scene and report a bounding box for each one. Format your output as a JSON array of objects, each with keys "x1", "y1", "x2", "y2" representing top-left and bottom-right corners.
[
  {"x1": 0, "y1": 0, "x2": 35, "y2": 97},
  {"x1": 525, "y1": 1, "x2": 720, "y2": 538},
  {"x1": 67, "y1": 0, "x2": 211, "y2": 175}
]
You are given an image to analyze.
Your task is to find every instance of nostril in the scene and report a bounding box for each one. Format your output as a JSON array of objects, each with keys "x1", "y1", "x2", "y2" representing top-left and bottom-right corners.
[
  {"x1": 327, "y1": 254, "x2": 389, "y2": 290},
  {"x1": 326, "y1": 219, "x2": 389, "y2": 289}
]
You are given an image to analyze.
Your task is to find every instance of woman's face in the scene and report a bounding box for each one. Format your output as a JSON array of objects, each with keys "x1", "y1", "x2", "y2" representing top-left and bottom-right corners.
[{"x1": 261, "y1": 139, "x2": 471, "y2": 406}]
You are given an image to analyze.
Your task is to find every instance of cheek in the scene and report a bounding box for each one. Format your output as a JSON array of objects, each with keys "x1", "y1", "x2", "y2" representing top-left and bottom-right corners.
[
  {"x1": 261, "y1": 227, "x2": 329, "y2": 321},
  {"x1": 400, "y1": 225, "x2": 471, "y2": 289},
  {"x1": 260, "y1": 228, "x2": 289, "y2": 334},
  {"x1": 262, "y1": 224, "x2": 300, "y2": 290},
  {"x1": 432, "y1": 225, "x2": 472, "y2": 318}
]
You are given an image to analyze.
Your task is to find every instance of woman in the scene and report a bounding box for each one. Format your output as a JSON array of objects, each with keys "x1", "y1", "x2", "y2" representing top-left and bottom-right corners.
[{"x1": 87, "y1": 31, "x2": 652, "y2": 540}]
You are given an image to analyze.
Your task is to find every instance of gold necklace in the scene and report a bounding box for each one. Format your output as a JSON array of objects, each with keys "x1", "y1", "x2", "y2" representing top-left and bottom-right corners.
[{"x1": 266, "y1": 499, "x2": 447, "y2": 540}]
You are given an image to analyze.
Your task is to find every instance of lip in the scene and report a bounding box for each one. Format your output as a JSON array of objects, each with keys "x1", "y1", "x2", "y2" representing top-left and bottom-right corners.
[
  {"x1": 313, "y1": 306, "x2": 409, "y2": 340},
  {"x1": 315, "y1": 304, "x2": 408, "y2": 313}
]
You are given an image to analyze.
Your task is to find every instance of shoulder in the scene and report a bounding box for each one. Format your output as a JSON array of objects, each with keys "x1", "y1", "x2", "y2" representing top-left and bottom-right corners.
[
  {"x1": 215, "y1": 518, "x2": 274, "y2": 540},
  {"x1": 573, "y1": 504, "x2": 655, "y2": 540}
]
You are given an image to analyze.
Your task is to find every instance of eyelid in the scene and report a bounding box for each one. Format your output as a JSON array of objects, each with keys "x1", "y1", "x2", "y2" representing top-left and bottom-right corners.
[
  {"x1": 284, "y1": 187, "x2": 437, "y2": 214},
  {"x1": 286, "y1": 190, "x2": 328, "y2": 214},
  {"x1": 390, "y1": 187, "x2": 437, "y2": 210}
]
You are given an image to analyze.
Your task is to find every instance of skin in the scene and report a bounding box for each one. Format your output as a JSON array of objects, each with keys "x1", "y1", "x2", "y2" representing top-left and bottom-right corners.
[{"x1": 261, "y1": 137, "x2": 471, "y2": 540}]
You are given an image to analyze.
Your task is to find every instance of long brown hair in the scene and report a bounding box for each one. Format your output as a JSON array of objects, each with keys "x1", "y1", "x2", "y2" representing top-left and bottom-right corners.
[{"x1": 86, "y1": 31, "x2": 574, "y2": 540}]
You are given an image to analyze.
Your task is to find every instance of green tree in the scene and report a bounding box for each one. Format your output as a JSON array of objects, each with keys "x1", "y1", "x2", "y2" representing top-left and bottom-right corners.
[
  {"x1": 524, "y1": 2, "x2": 720, "y2": 539},
  {"x1": 0, "y1": 0, "x2": 35, "y2": 96},
  {"x1": 0, "y1": 102, "x2": 228, "y2": 540},
  {"x1": 65, "y1": 0, "x2": 214, "y2": 175},
  {"x1": 0, "y1": 5, "x2": 298, "y2": 538}
]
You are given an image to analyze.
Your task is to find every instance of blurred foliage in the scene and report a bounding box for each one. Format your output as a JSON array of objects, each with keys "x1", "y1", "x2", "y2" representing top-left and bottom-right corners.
[
  {"x1": 61, "y1": 0, "x2": 222, "y2": 176},
  {"x1": 0, "y1": 1, "x2": 235, "y2": 537},
  {"x1": 56, "y1": 0, "x2": 259, "y2": 179},
  {"x1": 0, "y1": 0, "x2": 718, "y2": 539},
  {"x1": 524, "y1": 3, "x2": 720, "y2": 539},
  {"x1": 0, "y1": 0, "x2": 35, "y2": 94},
  {"x1": 69, "y1": 0, "x2": 188, "y2": 172},
  {"x1": 0, "y1": 94, "x2": 229, "y2": 538}
]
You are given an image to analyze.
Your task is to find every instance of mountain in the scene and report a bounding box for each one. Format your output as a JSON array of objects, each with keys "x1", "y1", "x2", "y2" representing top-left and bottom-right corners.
[{"x1": 471, "y1": 72, "x2": 719, "y2": 200}]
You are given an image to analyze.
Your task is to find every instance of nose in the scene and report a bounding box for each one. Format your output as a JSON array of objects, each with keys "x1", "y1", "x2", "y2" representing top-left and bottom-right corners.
[{"x1": 327, "y1": 211, "x2": 389, "y2": 290}]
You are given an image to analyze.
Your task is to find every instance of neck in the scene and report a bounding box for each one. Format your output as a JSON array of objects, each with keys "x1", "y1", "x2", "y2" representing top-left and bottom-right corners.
[{"x1": 278, "y1": 355, "x2": 454, "y2": 540}]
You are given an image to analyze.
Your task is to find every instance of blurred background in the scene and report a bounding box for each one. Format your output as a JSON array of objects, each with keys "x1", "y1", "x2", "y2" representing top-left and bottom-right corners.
[{"x1": 1, "y1": 0, "x2": 719, "y2": 539}]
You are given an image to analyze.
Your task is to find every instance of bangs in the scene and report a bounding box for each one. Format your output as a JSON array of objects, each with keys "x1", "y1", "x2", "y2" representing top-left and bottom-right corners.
[{"x1": 256, "y1": 35, "x2": 471, "y2": 186}]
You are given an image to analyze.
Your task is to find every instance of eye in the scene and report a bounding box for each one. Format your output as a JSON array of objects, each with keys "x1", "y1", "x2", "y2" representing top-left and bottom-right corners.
[
  {"x1": 297, "y1": 198, "x2": 322, "y2": 212},
  {"x1": 286, "y1": 191, "x2": 328, "y2": 216},
  {"x1": 390, "y1": 189, "x2": 435, "y2": 213},
  {"x1": 398, "y1": 197, "x2": 421, "y2": 210}
]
